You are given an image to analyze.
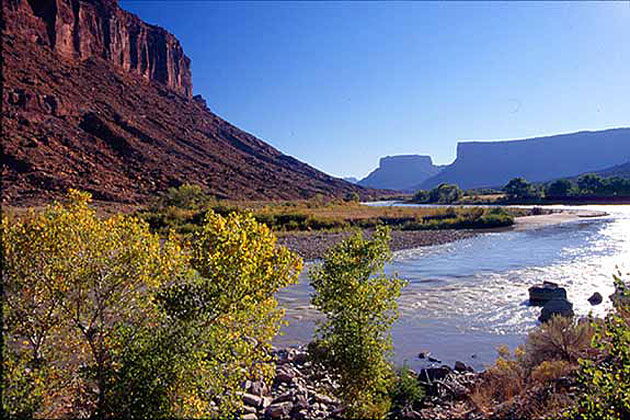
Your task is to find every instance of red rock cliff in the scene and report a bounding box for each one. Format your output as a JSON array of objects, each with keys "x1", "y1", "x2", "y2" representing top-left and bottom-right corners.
[{"x1": 5, "y1": 0, "x2": 192, "y2": 97}]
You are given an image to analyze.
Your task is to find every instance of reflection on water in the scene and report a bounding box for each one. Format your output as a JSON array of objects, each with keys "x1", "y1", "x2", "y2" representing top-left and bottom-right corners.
[{"x1": 276, "y1": 205, "x2": 630, "y2": 371}]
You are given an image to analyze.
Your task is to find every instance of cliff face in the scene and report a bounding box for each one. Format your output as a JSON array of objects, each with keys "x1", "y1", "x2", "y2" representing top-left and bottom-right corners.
[
  {"x1": 420, "y1": 129, "x2": 630, "y2": 190},
  {"x1": 6, "y1": 0, "x2": 192, "y2": 97},
  {"x1": 358, "y1": 155, "x2": 442, "y2": 191},
  {"x1": 2, "y1": 0, "x2": 371, "y2": 205}
]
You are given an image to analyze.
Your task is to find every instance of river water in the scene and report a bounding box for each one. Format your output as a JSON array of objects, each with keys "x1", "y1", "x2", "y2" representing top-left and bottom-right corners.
[{"x1": 275, "y1": 204, "x2": 630, "y2": 371}]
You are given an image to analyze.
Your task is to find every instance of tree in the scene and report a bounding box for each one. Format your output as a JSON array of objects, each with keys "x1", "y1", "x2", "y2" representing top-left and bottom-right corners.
[
  {"x1": 504, "y1": 177, "x2": 534, "y2": 200},
  {"x1": 310, "y1": 227, "x2": 406, "y2": 419},
  {"x1": 429, "y1": 184, "x2": 463, "y2": 204},
  {"x1": 412, "y1": 189, "x2": 430, "y2": 203},
  {"x1": 546, "y1": 179, "x2": 574, "y2": 197},
  {"x1": 2, "y1": 190, "x2": 186, "y2": 418},
  {"x1": 161, "y1": 183, "x2": 211, "y2": 210},
  {"x1": 577, "y1": 174, "x2": 604, "y2": 195},
  {"x1": 157, "y1": 209, "x2": 303, "y2": 416}
]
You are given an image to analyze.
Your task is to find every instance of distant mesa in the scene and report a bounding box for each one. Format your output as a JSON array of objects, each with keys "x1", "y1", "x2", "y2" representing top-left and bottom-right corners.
[
  {"x1": 419, "y1": 128, "x2": 630, "y2": 190},
  {"x1": 358, "y1": 155, "x2": 443, "y2": 191}
]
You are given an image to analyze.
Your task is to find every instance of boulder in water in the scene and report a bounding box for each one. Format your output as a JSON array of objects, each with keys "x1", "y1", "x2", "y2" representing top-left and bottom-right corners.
[
  {"x1": 588, "y1": 292, "x2": 603, "y2": 305},
  {"x1": 529, "y1": 281, "x2": 567, "y2": 306},
  {"x1": 539, "y1": 298, "x2": 574, "y2": 322}
]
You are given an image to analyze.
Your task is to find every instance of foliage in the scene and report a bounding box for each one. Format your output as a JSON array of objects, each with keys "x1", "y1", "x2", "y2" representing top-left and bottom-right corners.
[
  {"x1": 2, "y1": 192, "x2": 302, "y2": 418},
  {"x1": 345, "y1": 191, "x2": 361, "y2": 203},
  {"x1": 573, "y1": 273, "x2": 630, "y2": 420},
  {"x1": 546, "y1": 178, "x2": 575, "y2": 197},
  {"x1": 412, "y1": 189, "x2": 430, "y2": 203},
  {"x1": 159, "y1": 183, "x2": 212, "y2": 210},
  {"x1": 310, "y1": 227, "x2": 406, "y2": 418},
  {"x1": 2, "y1": 190, "x2": 186, "y2": 418},
  {"x1": 577, "y1": 174, "x2": 604, "y2": 195},
  {"x1": 504, "y1": 177, "x2": 539, "y2": 200},
  {"x1": 525, "y1": 316, "x2": 594, "y2": 367},
  {"x1": 389, "y1": 364, "x2": 425, "y2": 417}
]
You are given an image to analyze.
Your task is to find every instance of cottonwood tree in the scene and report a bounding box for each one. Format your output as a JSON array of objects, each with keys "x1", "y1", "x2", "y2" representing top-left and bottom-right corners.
[{"x1": 310, "y1": 226, "x2": 406, "y2": 419}]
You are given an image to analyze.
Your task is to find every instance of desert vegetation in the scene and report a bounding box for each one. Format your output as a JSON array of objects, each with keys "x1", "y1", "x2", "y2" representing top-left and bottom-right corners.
[{"x1": 138, "y1": 184, "x2": 516, "y2": 238}]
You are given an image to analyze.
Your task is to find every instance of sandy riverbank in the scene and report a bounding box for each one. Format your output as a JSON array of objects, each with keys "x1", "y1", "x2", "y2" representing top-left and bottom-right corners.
[{"x1": 511, "y1": 209, "x2": 607, "y2": 231}]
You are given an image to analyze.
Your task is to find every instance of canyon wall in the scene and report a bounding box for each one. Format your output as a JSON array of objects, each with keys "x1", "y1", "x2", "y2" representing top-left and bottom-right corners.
[
  {"x1": 5, "y1": 0, "x2": 192, "y2": 97},
  {"x1": 420, "y1": 128, "x2": 630, "y2": 190}
]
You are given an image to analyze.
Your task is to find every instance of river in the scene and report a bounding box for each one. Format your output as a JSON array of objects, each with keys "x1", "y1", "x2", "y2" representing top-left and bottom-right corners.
[{"x1": 275, "y1": 204, "x2": 630, "y2": 371}]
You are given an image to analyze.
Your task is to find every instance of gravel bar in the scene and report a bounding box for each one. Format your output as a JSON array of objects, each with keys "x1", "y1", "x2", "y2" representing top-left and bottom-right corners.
[{"x1": 277, "y1": 229, "x2": 478, "y2": 261}]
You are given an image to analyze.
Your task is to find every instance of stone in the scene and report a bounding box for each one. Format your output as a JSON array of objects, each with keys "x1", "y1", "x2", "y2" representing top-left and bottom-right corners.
[
  {"x1": 313, "y1": 393, "x2": 335, "y2": 405},
  {"x1": 242, "y1": 405, "x2": 257, "y2": 414},
  {"x1": 427, "y1": 356, "x2": 442, "y2": 363},
  {"x1": 265, "y1": 402, "x2": 293, "y2": 419},
  {"x1": 250, "y1": 381, "x2": 267, "y2": 396},
  {"x1": 539, "y1": 298, "x2": 574, "y2": 323},
  {"x1": 453, "y1": 361, "x2": 468, "y2": 372},
  {"x1": 529, "y1": 281, "x2": 567, "y2": 306},
  {"x1": 271, "y1": 392, "x2": 293, "y2": 404},
  {"x1": 418, "y1": 351, "x2": 430, "y2": 359},
  {"x1": 242, "y1": 393, "x2": 262, "y2": 408},
  {"x1": 588, "y1": 292, "x2": 603, "y2": 305},
  {"x1": 241, "y1": 414, "x2": 257, "y2": 420},
  {"x1": 418, "y1": 366, "x2": 451, "y2": 384}
]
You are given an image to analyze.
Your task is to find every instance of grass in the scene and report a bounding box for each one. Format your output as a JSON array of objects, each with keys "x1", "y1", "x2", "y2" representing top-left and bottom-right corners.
[{"x1": 137, "y1": 197, "x2": 520, "y2": 237}]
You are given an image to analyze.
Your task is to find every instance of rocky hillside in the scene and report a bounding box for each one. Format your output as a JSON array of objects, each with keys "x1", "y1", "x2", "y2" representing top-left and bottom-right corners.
[
  {"x1": 2, "y1": 0, "x2": 369, "y2": 205},
  {"x1": 358, "y1": 155, "x2": 443, "y2": 191},
  {"x1": 419, "y1": 128, "x2": 630, "y2": 190}
]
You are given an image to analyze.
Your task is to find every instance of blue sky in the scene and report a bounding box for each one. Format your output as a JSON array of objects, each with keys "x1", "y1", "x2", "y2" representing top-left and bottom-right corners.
[{"x1": 121, "y1": 1, "x2": 630, "y2": 179}]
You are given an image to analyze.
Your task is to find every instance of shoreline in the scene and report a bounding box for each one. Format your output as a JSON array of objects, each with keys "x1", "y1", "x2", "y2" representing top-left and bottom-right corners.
[{"x1": 278, "y1": 209, "x2": 608, "y2": 261}]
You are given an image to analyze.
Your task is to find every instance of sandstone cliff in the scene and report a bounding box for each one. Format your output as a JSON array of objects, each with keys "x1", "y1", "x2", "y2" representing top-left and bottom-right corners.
[
  {"x1": 5, "y1": 0, "x2": 192, "y2": 97},
  {"x1": 358, "y1": 155, "x2": 443, "y2": 191},
  {"x1": 2, "y1": 0, "x2": 371, "y2": 205},
  {"x1": 419, "y1": 129, "x2": 630, "y2": 190}
]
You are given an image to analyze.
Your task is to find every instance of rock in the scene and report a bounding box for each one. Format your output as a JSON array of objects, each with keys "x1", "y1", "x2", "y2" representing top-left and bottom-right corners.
[
  {"x1": 529, "y1": 281, "x2": 567, "y2": 306},
  {"x1": 539, "y1": 298, "x2": 574, "y2": 322},
  {"x1": 588, "y1": 292, "x2": 603, "y2": 305},
  {"x1": 275, "y1": 369, "x2": 295, "y2": 384},
  {"x1": 271, "y1": 392, "x2": 292, "y2": 404},
  {"x1": 242, "y1": 405, "x2": 257, "y2": 414},
  {"x1": 265, "y1": 402, "x2": 293, "y2": 419},
  {"x1": 242, "y1": 393, "x2": 262, "y2": 408},
  {"x1": 313, "y1": 393, "x2": 335, "y2": 405},
  {"x1": 453, "y1": 361, "x2": 468, "y2": 372},
  {"x1": 418, "y1": 351, "x2": 430, "y2": 359},
  {"x1": 250, "y1": 380, "x2": 267, "y2": 396},
  {"x1": 427, "y1": 356, "x2": 442, "y2": 363},
  {"x1": 418, "y1": 366, "x2": 451, "y2": 384},
  {"x1": 262, "y1": 396, "x2": 273, "y2": 408},
  {"x1": 241, "y1": 414, "x2": 257, "y2": 420}
]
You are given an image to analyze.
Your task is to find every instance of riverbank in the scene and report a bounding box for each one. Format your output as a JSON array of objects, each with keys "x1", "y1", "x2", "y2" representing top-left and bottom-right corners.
[
  {"x1": 277, "y1": 209, "x2": 606, "y2": 260},
  {"x1": 511, "y1": 209, "x2": 608, "y2": 231},
  {"x1": 277, "y1": 229, "x2": 478, "y2": 261}
]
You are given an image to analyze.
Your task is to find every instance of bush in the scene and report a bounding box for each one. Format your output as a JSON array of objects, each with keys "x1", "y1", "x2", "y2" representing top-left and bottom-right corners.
[
  {"x1": 160, "y1": 183, "x2": 212, "y2": 210},
  {"x1": 2, "y1": 190, "x2": 186, "y2": 417},
  {"x1": 310, "y1": 227, "x2": 406, "y2": 419},
  {"x1": 389, "y1": 364, "x2": 425, "y2": 417},
  {"x1": 2, "y1": 192, "x2": 303, "y2": 418},
  {"x1": 573, "y1": 274, "x2": 630, "y2": 419}
]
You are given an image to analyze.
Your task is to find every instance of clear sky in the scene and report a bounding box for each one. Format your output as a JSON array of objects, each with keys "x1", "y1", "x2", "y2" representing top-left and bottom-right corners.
[{"x1": 121, "y1": 1, "x2": 630, "y2": 179}]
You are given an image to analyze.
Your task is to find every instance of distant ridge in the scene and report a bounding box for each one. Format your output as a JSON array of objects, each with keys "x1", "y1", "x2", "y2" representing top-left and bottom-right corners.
[{"x1": 418, "y1": 128, "x2": 630, "y2": 190}]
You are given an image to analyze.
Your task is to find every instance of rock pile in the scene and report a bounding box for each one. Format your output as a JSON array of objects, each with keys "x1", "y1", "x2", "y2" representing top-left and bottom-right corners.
[{"x1": 239, "y1": 346, "x2": 341, "y2": 420}]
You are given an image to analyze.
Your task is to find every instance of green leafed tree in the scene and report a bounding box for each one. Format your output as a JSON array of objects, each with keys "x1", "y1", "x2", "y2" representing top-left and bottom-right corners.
[
  {"x1": 310, "y1": 226, "x2": 406, "y2": 419},
  {"x1": 504, "y1": 177, "x2": 535, "y2": 200},
  {"x1": 545, "y1": 179, "x2": 574, "y2": 197}
]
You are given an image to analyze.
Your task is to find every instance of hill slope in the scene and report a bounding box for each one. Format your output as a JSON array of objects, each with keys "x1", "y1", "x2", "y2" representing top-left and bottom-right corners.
[
  {"x1": 419, "y1": 129, "x2": 630, "y2": 190},
  {"x1": 2, "y1": 0, "x2": 368, "y2": 205}
]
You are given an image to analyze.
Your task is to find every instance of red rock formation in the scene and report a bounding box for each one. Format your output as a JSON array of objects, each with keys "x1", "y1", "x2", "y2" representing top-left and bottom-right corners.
[
  {"x1": 2, "y1": 0, "x2": 376, "y2": 205},
  {"x1": 5, "y1": 0, "x2": 192, "y2": 97}
]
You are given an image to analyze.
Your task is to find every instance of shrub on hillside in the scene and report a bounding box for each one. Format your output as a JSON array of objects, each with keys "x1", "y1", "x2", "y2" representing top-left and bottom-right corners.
[{"x1": 310, "y1": 227, "x2": 406, "y2": 419}]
